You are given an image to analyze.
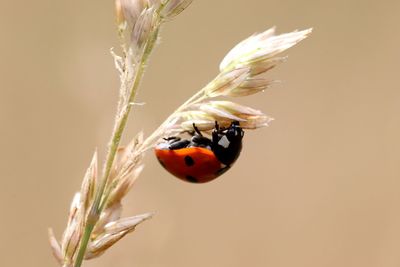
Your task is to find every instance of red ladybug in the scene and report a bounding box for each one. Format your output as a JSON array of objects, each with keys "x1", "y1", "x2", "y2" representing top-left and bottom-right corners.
[{"x1": 154, "y1": 121, "x2": 244, "y2": 183}]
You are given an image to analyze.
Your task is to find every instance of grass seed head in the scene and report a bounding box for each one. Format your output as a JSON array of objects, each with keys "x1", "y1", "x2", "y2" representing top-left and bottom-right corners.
[{"x1": 161, "y1": 0, "x2": 194, "y2": 19}]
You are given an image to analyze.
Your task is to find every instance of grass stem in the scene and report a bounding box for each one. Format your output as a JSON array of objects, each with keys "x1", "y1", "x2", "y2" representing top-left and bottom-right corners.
[{"x1": 73, "y1": 26, "x2": 159, "y2": 267}]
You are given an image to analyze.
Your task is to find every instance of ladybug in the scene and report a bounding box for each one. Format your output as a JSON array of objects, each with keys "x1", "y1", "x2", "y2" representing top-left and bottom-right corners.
[{"x1": 154, "y1": 121, "x2": 244, "y2": 183}]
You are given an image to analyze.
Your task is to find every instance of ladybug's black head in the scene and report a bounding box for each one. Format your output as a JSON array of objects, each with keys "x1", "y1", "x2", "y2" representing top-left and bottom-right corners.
[
  {"x1": 211, "y1": 121, "x2": 244, "y2": 166},
  {"x1": 224, "y1": 121, "x2": 244, "y2": 143}
]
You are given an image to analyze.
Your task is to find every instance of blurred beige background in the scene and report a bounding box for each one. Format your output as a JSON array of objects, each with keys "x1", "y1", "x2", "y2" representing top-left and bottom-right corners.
[{"x1": 1, "y1": 0, "x2": 400, "y2": 266}]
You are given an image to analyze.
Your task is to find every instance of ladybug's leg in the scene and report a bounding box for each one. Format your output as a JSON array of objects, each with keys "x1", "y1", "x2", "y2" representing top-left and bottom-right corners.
[
  {"x1": 169, "y1": 139, "x2": 190, "y2": 150},
  {"x1": 191, "y1": 135, "x2": 211, "y2": 145},
  {"x1": 164, "y1": 136, "x2": 180, "y2": 141},
  {"x1": 192, "y1": 123, "x2": 203, "y2": 136},
  {"x1": 214, "y1": 121, "x2": 220, "y2": 131},
  {"x1": 212, "y1": 127, "x2": 220, "y2": 147}
]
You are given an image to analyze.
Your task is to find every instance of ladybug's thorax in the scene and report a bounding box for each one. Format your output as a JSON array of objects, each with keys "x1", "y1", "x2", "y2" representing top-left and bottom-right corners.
[{"x1": 211, "y1": 123, "x2": 244, "y2": 166}]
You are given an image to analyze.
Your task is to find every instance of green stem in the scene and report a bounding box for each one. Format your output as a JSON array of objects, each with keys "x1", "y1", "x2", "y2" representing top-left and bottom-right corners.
[{"x1": 73, "y1": 24, "x2": 160, "y2": 267}]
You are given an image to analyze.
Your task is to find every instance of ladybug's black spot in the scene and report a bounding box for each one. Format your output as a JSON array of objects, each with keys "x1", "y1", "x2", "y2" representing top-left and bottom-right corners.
[
  {"x1": 184, "y1": 155, "x2": 195, "y2": 166},
  {"x1": 185, "y1": 175, "x2": 198, "y2": 183}
]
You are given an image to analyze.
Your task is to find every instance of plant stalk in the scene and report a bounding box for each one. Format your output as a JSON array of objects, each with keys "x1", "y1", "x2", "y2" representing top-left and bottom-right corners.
[{"x1": 73, "y1": 26, "x2": 160, "y2": 267}]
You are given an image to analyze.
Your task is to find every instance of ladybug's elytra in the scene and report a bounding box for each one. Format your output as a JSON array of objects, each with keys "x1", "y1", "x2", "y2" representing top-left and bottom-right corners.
[{"x1": 154, "y1": 121, "x2": 244, "y2": 183}]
